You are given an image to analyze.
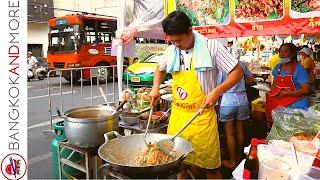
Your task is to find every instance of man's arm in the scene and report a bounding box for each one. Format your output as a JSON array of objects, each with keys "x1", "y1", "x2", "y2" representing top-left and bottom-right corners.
[
  {"x1": 202, "y1": 64, "x2": 243, "y2": 108},
  {"x1": 150, "y1": 66, "x2": 167, "y2": 107}
]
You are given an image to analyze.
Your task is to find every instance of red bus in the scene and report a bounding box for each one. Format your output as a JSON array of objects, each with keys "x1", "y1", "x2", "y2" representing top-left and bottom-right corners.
[{"x1": 47, "y1": 14, "x2": 118, "y2": 82}]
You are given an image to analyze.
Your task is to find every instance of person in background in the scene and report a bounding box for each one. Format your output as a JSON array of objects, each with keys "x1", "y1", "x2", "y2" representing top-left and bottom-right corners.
[
  {"x1": 267, "y1": 48, "x2": 280, "y2": 71},
  {"x1": 227, "y1": 41, "x2": 233, "y2": 51},
  {"x1": 27, "y1": 51, "x2": 38, "y2": 80},
  {"x1": 265, "y1": 43, "x2": 311, "y2": 124},
  {"x1": 258, "y1": 44, "x2": 265, "y2": 59},
  {"x1": 299, "y1": 47, "x2": 315, "y2": 92},
  {"x1": 314, "y1": 44, "x2": 320, "y2": 61},
  {"x1": 217, "y1": 61, "x2": 255, "y2": 169},
  {"x1": 226, "y1": 41, "x2": 235, "y2": 57},
  {"x1": 149, "y1": 11, "x2": 244, "y2": 179}
]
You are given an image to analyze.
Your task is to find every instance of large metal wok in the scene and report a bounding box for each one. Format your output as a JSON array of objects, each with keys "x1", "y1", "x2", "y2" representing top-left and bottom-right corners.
[{"x1": 98, "y1": 131, "x2": 193, "y2": 178}]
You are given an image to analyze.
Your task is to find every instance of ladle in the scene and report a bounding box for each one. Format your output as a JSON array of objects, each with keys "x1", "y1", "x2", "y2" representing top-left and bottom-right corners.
[
  {"x1": 99, "y1": 87, "x2": 109, "y2": 106},
  {"x1": 155, "y1": 108, "x2": 203, "y2": 154}
]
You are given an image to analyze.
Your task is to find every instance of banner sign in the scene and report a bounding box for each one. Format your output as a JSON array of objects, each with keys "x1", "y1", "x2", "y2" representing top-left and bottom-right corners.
[{"x1": 171, "y1": 0, "x2": 320, "y2": 38}]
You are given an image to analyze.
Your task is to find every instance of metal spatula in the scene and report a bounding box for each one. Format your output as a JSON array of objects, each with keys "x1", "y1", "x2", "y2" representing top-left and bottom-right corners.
[
  {"x1": 155, "y1": 108, "x2": 203, "y2": 154},
  {"x1": 143, "y1": 108, "x2": 153, "y2": 146}
]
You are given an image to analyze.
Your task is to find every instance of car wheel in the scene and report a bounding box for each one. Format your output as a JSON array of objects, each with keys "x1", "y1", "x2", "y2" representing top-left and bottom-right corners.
[{"x1": 63, "y1": 70, "x2": 80, "y2": 83}]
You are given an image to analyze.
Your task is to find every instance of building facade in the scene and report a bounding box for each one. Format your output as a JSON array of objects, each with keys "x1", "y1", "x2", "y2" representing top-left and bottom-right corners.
[{"x1": 28, "y1": 0, "x2": 54, "y2": 63}]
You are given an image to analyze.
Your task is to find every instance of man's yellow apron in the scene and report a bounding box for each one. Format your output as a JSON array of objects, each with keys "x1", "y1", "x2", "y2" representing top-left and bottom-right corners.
[{"x1": 167, "y1": 57, "x2": 221, "y2": 169}]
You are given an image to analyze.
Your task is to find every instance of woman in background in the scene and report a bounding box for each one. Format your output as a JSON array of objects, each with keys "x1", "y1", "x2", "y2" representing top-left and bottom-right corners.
[{"x1": 265, "y1": 43, "x2": 311, "y2": 123}]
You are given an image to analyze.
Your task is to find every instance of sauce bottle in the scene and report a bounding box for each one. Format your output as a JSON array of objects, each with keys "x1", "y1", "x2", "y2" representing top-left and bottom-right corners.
[
  {"x1": 243, "y1": 138, "x2": 259, "y2": 179},
  {"x1": 312, "y1": 149, "x2": 320, "y2": 167},
  {"x1": 308, "y1": 150, "x2": 320, "y2": 179}
]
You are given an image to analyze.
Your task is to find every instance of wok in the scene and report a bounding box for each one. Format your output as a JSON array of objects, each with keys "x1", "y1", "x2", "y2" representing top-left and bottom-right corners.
[{"x1": 98, "y1": 131, "x2": 193, "y2": 178}]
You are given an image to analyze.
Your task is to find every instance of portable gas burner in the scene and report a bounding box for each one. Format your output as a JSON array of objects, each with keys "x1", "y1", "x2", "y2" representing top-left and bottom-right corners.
[{"x1": 100, "y1": 164, "x2": 192, "y2": 179}]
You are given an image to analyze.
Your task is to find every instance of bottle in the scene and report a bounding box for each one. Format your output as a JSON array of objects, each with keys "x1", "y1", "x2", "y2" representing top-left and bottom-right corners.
[
  {"x1": 308, "y1": 149, "x2": 320, "y2": 179},
  {"x1": 243, "y1": 138, "x2": 259, "y2": 179},
  {"x1": 311, "y1": 149, "x2": 320, "y2": 168}
]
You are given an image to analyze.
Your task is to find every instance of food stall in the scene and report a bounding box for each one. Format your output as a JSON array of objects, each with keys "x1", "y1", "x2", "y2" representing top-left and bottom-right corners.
[
  {"x1": 163, "y1": 0, "x2": 320, "y2": 179},
  {"x1": 53, "y1": 0, "x2": 320, "y2": 178}
]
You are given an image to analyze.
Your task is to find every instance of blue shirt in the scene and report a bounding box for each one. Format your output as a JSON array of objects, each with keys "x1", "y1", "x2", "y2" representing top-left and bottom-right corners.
[
  {"x1": 217, "y1": 61, "x2": 252, "y2": 106},
  {"x1": 272, "y1": 63, "x2": 310, "y2": 109}
]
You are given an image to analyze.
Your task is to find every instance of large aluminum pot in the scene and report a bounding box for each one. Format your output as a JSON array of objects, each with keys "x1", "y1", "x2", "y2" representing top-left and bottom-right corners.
[{"x1": 64, "y1": 105, "x2": 119, "y2": 148}]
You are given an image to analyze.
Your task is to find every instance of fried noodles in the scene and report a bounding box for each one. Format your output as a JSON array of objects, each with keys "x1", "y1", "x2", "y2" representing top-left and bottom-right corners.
[{"x1": 136, "y1": 144, "x2": 175, "y2": 166}]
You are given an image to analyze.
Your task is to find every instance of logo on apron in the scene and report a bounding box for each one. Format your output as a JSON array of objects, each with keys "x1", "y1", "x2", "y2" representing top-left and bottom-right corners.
[{"x1": 177, "y1": 87, "x2": 187, "y2": 100}]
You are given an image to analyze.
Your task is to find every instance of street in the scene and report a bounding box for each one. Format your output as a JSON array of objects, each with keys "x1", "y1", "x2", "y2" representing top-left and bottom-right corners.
[{"x1": 27, "y1": 77, "x2": 124, "y2": 179}]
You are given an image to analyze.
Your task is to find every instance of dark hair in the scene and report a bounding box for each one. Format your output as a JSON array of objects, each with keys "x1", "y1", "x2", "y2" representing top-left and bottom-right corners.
[
  {"x1": 280, "y1": 43, "x2": 298, "y2": 62},
  {"x1": 162, "y1": 11, "x2": 192, "y2": 35}
]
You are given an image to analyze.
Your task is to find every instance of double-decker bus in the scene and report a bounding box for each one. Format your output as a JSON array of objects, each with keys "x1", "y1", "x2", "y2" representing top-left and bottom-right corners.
[{"x1": 47, "y1": 14, "x2": 117, "y2": 82}]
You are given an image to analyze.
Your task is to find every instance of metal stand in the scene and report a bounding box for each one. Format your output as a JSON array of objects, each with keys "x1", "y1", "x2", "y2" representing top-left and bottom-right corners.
[{"x1": 57, "y1": 141, "x2": 99, "y2": 179}]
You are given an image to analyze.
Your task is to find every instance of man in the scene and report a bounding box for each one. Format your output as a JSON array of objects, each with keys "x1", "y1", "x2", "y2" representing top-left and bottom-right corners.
[
  {"x1": 27, "y1": 51, "x2": 38, "y2": 80},
  {"x1": 149, "y1": 11, "x2": 243, "y2": 178},
  {"x1": 255, "y1": 44, "x2": 265, "y2": 61},
  {"x1": 227, "y1": 41, "x2": 241, "y2": 60},
  {"x1": 217, "y1": 61, "x2": 254, "y2": 169}
]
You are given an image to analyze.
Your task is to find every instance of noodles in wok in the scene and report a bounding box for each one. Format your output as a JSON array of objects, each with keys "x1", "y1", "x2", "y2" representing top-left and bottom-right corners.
[{"x1": 136, "y1": 144, "x2": 176, "y2": 166}]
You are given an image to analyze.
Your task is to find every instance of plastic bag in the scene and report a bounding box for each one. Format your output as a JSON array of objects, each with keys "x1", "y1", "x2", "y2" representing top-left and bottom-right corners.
[
  {"x1": 267, "y1": 105, "x2": 320, "y2": 141},
  {"x1": 308, "y1": 103, "x2": 320, "y2": 119}
]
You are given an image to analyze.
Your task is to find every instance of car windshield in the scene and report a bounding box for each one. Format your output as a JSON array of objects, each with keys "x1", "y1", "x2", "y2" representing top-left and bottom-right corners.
[{"x1": 142, "y1": 53, "x2": 163, "y2": 63}]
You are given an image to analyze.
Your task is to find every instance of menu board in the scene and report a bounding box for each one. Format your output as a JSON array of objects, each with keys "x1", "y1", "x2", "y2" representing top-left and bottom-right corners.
[{"x1": 168, "y1": 0, "x2": 320, "y2": 38}]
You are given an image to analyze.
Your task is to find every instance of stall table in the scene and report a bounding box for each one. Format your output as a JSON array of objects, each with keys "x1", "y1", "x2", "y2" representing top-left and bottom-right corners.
[{"x1": 57, "y1": 141, "x2": 99, "y2": 179}]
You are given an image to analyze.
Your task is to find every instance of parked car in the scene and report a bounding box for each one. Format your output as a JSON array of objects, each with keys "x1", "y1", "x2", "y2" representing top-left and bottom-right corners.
[{"x1": 123, "y1": 52, "x2": 171, "y2": 87}]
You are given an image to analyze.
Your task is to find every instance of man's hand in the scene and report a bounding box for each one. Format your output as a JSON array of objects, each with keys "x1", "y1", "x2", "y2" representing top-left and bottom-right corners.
[
  {"x1": 201, "y1": 89, "x2": 220, "y2": 110},
  {"x1": 149, "y1": 87, "x2": 160, "y2": 108},
  {"x1": 150, "y1": 67, "x2": 166, "y2": 107}
]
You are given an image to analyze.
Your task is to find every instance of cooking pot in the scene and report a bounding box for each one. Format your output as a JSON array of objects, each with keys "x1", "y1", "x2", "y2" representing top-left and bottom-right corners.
[
  {"x1": 63, "y1": 105, "x2": 119, "y2": 148},
  {"x1": 138, "y1": 111, "x2": 169, "y2": 129},
  {"x1": 98, "y1": 131, "x2": 192, "y2": 178}
]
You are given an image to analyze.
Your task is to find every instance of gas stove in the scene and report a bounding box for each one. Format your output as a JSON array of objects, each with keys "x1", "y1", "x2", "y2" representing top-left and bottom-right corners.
[{"x1": 101, "y1": 165, "x2": 188, "y2": 179}]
